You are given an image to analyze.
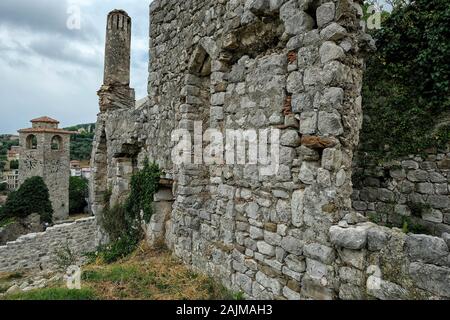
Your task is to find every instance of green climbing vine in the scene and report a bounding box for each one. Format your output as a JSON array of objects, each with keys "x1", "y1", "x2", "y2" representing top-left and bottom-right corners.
[
  {"x1": 95, "y1": 158, "x2": 161, "y2": 263},
  {"x1": 358, "y1": 0, "x2": 450, "y2": 166},
  {"x1": 125, "y1": 160, "x2": 162, "y2": 224}
]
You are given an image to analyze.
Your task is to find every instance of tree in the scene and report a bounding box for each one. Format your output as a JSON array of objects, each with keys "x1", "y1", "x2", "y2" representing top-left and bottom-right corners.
[
  {"x1": 69, "y1": 176, "x2": 88, "y2": 214},
  {"x1": 1, "y1": 176, "x2": 53, "y2": 223},
  {"x1": 0, "y1": 182, "x2": 7, "y2": 192},
  {"x1": 9, "y1": 160, "x2": 19, "y2": 170}
]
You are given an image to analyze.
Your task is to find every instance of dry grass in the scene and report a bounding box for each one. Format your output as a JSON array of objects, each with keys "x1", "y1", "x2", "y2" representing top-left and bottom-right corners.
[
  {"x1": 1, "y1": 243, "x2": 237, "y2": 300},
  {"x1": 0, "y1": 271, "x2": 26, "y2": 293},
  {"x1": 80, "y1": 242, "x2": 234, "y2": 300}
]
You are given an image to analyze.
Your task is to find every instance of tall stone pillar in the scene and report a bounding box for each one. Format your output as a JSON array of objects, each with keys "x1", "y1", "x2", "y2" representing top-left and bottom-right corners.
[{"x1": 98, "y1": 9, "x2": 135, "y2": 112}]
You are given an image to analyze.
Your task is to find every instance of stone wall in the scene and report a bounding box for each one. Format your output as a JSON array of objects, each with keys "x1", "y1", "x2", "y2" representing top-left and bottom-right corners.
[
  {"x1": 89, "y1": 0, "x2": 450, "y2": 300},
  {"x1": 0, "y1": 217, "x2": 97, "y2": 273},
  {"x1": 352, "y1": 146, "x2": 450, "y2": 237},
  {"x1": 329, "y1": 221, "x2": 450, "y2": 299}
]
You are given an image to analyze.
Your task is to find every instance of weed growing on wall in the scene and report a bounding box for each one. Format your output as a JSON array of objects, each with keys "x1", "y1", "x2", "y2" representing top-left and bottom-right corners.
[{"x1": 96, "y1": 159, "x2": 161, "y2": 263}]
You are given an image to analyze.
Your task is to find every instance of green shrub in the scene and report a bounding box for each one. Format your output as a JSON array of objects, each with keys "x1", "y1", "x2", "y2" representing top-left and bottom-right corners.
[
  {"x1": 87, "y1": 235, "x2": 139, "y2": 264},
  {"x1": 1, "y1": 176, "x2": 53, "y2": 223},
  {"x1": 55, "y1": 242, "x2": 77, "y2": 272},
  {"x1": 0, "y1": 182, "x2": 7, "y2": 192},
  {"x1": 125, "y1": 160, "x2": 161, "y2": 223},
  {"x1": 97, "y1": 159, "x2": 161, "y2": 263},
  {"x1": 0, "y1": 217, "x2": 16, "y2": 228},
  {"x1": 9, "y1": 160, "x2": 19, "y2": 170},
  {"x1": 359, "y1": 0, "x2": 450, "y2": 165},
  {"x1": 402, "y1": 217, "x2": 431, "y2": 235},
  {"x1": 69, "y1": 176, "x2": 88, "y2": 214}
]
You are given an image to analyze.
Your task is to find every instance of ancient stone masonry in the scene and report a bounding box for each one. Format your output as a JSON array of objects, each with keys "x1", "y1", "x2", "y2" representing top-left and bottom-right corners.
[
  {"x1": 18, "y1": 117, "x2": 72, "y2": 220},
  {"x1": 352, "y1": 145, "x2": 450, "y2": 237},
  {"x1": 0, "y1": 217, "x2": 98, "y2": 273},
  {"x1": 90, "y1": 0, "x2": 450, "y2": 299}
]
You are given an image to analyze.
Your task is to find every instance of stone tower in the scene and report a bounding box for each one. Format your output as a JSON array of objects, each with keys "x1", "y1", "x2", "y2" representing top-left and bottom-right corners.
[
  {"x1": 18, "y1": 117, "x2": 73, "y2": 221},
  {"x1": 98, "y1": 9, "x2": 135, "y2": 112}
]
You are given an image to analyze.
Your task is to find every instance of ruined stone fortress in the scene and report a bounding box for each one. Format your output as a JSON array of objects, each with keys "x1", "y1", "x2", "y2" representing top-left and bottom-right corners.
[
  {"x1": 86, "y1": 0, "x2": 450, "y2": 299},
  {"x1": 87, "y1": 0, "x2": 450, "y2": 299},
  {"x1": 1, "y1": 0, "x2": 448, "y2": 300}
]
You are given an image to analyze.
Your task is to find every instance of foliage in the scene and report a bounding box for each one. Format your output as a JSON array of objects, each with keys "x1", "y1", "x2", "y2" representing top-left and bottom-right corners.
[
  {"x1": 0, "y1": 217, "x2": 16, "y2": 228},
  {"x1": 9, "y1": 160, "x2": 19, "y2": 170},
  {"x1": 1, "y1": 176, "x2": 53, "y2": 223},
  {"x1": 55, "y1": 242, "x2": 77, "y2": 272},
  {"x1": 2, "y1": 288, "x2": 97, "y2": 300},
  {"x1": 98, "y1": 159, "x2": 161, "y2": 263},
  {"x1": 64, "y1": 124, "x2": 95, "y2": 161},
  {"x1": 69, "y1": 176, "x2": 88, "y2": 214},
  {"x1": 232, "y1": 291, "x2": 246, "y2": 300},
  {"x1": 92, "y1": 235, "x2": 140, "y2": 264},
  {"x1": 359, "y1": 0, "x2": 450, "y2": 165},
  {"x1": 401, "y1": 217, "x2": 431, "y2": 235},
  {"x1": 407, "y1": 202, "x2": 432, "y2": 218},
  {"x1": 0, "y1": 182, "x2": 7, "y2": 192},
  {"x1": 0, "y1": 137, "x2": 19, "y2": 172},
  {"x1": 125, "y1": 160, "x2": 162, "y2": 224}
]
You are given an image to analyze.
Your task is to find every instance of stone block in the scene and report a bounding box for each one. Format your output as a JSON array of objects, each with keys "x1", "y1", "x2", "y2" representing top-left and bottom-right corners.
[
  {"x1": 406, "y1": 234, "x2": 448, "y2": 266},
  {"x1": 329, "y1": 225, "x2": 370, "y2": 250},
  {"x1": 320, "y1": 41, "x2": 345, "y2": 64},
  {"x1": 367, "y1": 276, "x2": 409, "y2": 300},
  {"x1": 409, "y1": 262, "x2": 450, "y2": 297},
  {"x1": 304, "y1": 243, "x2": 335, "y2": 264},
  {"x1": 316, "y1": 2, "x2": 335, "y2": 28}
]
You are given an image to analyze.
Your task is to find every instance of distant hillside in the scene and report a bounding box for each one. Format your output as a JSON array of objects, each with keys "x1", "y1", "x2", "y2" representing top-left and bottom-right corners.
[{"x1": 64, "y1": 124, "x2": 96, "y2": 161}]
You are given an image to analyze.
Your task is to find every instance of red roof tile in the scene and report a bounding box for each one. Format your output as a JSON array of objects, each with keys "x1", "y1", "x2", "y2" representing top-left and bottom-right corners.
[{"x1": 30, "y1": 116, "x2": 60, "y2": 124}]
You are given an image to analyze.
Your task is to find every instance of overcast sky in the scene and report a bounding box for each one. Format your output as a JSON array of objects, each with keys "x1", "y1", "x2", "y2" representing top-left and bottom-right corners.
[{"x1": 0, "y1": 0, "x2": 152, "y2": 134}]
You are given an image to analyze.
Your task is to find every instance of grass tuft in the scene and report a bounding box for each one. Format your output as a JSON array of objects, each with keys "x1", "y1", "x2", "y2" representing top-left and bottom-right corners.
[{"x1": 3, "y1": 288, "x2": 97, "y2": 300}]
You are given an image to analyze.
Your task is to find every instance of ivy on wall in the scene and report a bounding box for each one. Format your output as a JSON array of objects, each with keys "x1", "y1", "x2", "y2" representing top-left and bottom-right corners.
[
  {"x1": 358, "y1": 0, "x2": 450, "y2": 165},
  {"x1": 96, "y1": 159, "x2": 161, "y2": 263}
]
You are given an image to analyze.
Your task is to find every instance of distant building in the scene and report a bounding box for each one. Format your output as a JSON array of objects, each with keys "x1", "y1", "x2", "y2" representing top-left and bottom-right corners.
[
  {"x1": 70, "y1": 160, "x2": 91, "y2": 180},
  {"x1": 7, "y1": 146, "x2": 20, "y2": 161},
  {"x1": 70, "y1": 160, "x2": 82, "y2": 177},
  {"x1": 18, "y1": 116, "x2": 73, "y2": 220},
  {"x1": 4, "y1": 170, "x2": 19, "y2": 191}
]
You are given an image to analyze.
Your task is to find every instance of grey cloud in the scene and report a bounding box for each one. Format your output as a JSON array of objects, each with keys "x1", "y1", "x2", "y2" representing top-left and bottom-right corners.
[
  {"x1": 0, "y1": 0, "x2": 150, "y2": 134},
  {"x1": 28, "y1": 36, "x2": 102, "y2": 68},
  {"x1": 0, "y1": 0, "x2": 101, "y2": 43}
]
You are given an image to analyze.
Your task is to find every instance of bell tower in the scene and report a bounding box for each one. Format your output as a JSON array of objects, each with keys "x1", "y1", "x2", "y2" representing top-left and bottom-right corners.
[{"x1": 18, "y1": 117, "x2": 73, "y2": 221}]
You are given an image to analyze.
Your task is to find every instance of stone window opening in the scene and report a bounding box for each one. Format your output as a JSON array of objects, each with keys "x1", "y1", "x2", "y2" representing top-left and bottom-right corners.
[
  {"x1": 51, "y1": 135, "x2": 63, "y2": 151},
  {"x1": 26, "y1": 134, "x2": 38, "y2": 150}
]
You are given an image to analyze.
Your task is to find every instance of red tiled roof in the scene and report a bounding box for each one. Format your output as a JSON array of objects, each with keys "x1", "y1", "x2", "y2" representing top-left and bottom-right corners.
[
  {"x1": 30, "y1": 116, "x2": 60, "y2": 124},
  {"x1": 18, "y1": 128, "x2": 75, "y2": 135}
]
